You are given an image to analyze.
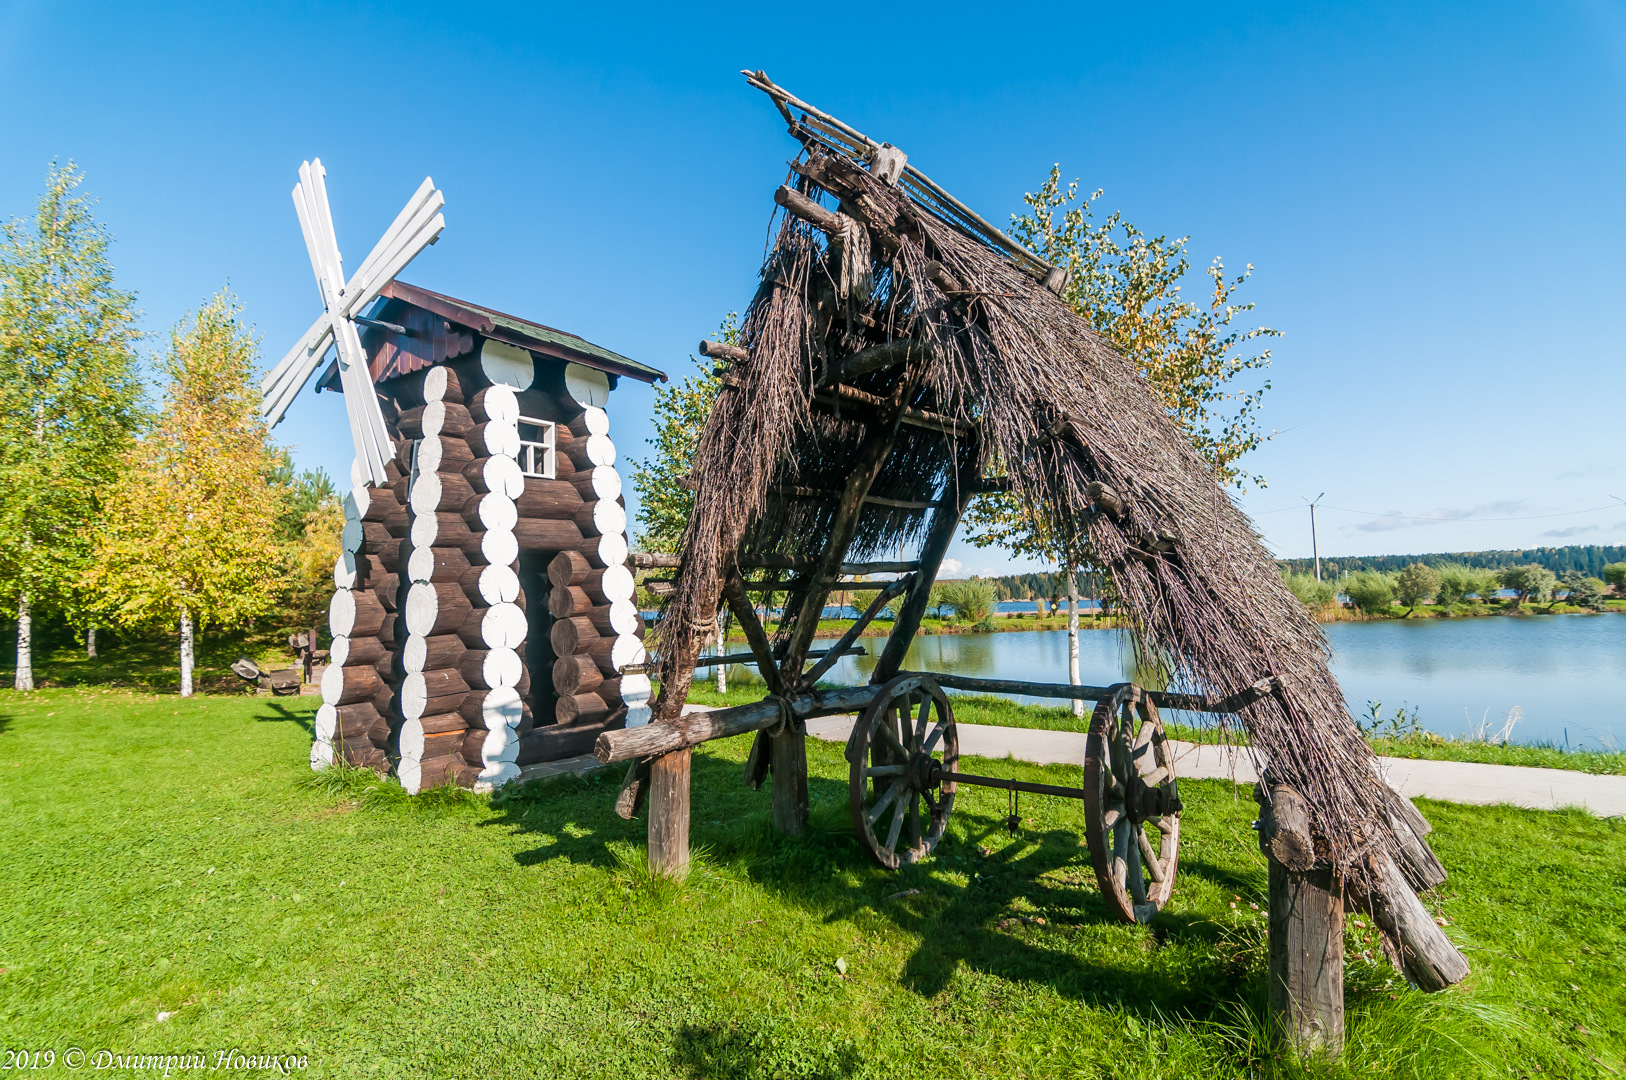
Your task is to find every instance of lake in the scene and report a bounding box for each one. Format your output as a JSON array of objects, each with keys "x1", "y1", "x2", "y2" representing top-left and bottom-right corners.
[{"x1": 715, "y1": 614, "x2": 1626, "y2": 749}]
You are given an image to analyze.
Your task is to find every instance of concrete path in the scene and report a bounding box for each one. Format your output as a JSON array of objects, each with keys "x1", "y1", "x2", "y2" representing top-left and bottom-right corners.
[{"x1": 793, "y1": 714, "x2": 1626, "y2": 817}]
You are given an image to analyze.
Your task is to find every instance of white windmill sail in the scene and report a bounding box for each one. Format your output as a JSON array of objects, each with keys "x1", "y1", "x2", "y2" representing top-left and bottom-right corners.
[{"x1": 261, "y1": 159, "x2": 445, "y2": 486}]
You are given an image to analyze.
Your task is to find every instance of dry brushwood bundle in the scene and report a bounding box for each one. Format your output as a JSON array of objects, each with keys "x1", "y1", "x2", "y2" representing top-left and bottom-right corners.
[{"x1": 645, "y1": 120, "x2": 1467, "y2": 988}]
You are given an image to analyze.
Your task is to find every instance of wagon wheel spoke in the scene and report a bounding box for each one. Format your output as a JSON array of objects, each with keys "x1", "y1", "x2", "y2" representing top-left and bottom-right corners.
[
  {"x1": 1126, "y1": 825, "x2": 1149, "y2": 903},
  {"x1": 1111, "y1": 820, "x2": 1130, "y2": 889},
  {"x1": 865, "y1": 764, "x2": 906, "y2": 778},
  {"x1": 1101, "y1": 803, "x2": 1123, "y2": 833},
  {"x1": 912, "y1": 696, "x2": 933, "y2": 750},
  {"x1": 883, "y1": 792, "x2": 909, "y2": 852},
  {"x1": 907, "y1": 791, "x2": 922, "y2": 852},
  {"x1": 1138, "y1": 826, "x2": 1165, "y2": 883},
  {"x1": 866, "y1": 778, "x2": 907, "y2": 825},
  {"x1": 875, "y1": 716, "x2": 909, "y2": 759}
]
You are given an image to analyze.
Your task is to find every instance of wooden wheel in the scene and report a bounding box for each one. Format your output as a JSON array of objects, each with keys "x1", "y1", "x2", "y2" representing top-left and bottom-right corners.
[
  {"x1": 847, "y1": 675, "x2": 958, "y2": 869},
  {"x1": 1083, "y1": 684, "x2": 1182, "y2": 923}
]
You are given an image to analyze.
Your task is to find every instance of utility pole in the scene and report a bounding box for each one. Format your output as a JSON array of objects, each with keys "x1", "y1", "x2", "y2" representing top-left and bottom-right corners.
[{"x1": 1303, "y1": 493, "x2": 1326, "y2": 581}]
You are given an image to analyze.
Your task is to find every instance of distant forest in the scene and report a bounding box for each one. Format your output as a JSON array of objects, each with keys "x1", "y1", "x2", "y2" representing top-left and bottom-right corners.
[
  {"x1": 953, "y1": 543, "x2": 1626, "y2": 599},
  {"x1": 1276, "y1": 544, "x2": 1626, "y2": 579}
]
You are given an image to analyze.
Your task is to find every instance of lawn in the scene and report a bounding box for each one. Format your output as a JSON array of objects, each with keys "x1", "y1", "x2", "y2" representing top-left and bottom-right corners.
[{"x1": 1, "y1": 688, "x2": 1621, "y2": 1078}]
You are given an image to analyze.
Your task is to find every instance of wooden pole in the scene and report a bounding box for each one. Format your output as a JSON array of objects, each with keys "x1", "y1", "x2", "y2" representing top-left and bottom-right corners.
[
  {"x1": 769, "y1": 725, "x2": 808, "y2": 835},
  {"x1": 648, "y1": 749, "x2": 691, "y2": 878},
  {"x1": 1257, "y1": 781, "x2": 1344, "y2": 1058}
]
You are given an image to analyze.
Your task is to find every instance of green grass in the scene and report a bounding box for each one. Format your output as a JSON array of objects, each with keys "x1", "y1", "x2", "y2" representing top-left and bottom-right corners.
[
  {"x1": 4, "y1": 688, "x2": 1620, "y2": 1078},
  {"x1": 0, "y1": 623, "x2": 307, "y2": 694},
  {"x1": 686, "y1": 683, "x2": 1626, "y2": 775}
]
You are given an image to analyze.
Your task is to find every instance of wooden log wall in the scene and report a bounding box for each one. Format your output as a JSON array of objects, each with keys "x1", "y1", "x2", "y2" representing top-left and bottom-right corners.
[
  {"x1": 314, "y1": 350, "x2": 647, "y2": 795},
  {"x1": 314, "y1": 453, "x2": 405, "y2": 774}
]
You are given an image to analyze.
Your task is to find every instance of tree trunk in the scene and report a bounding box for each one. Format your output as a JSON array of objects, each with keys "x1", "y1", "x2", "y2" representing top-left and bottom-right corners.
[
  {"x1": 14, "y1": 594, "x2": 33, "y2": 692},
  {"x1": 179, "y1": 610, "x2": 195, "y2": 698},
  {"x1": 1066, "y1": 561, "x2": 1083, "y2": 718},
  {"x1": 715, "y1": 608, "x2": 727, "y2": 694},
  {"x1": 87, "y1": 624, "x2": 98, "y2": 660}
]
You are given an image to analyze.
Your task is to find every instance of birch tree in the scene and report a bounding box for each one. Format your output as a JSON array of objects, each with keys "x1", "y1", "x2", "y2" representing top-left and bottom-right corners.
[
  {"x1": 0, "y1": 163, "x2": 145, "y2": 690},
  {"x1": 91, "y1": 291, "x2": 285, "y2": 696}
]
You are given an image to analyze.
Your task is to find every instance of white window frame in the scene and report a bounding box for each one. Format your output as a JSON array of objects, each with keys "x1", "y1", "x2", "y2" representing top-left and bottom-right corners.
[{"x1": 517, "y1": 415, "x2": 556, "y2": 479}]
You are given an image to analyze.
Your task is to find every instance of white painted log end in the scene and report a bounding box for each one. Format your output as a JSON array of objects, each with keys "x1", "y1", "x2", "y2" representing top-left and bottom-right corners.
[
  {"x1": 333, "y1": 551, "x2": 358, "y2": 589},
  {"x1": 585, "y1": 531, "x2": 628, "y2": 569},
  {"x1": 311, "y1": 739, "x2": 335, "y2": 769},
  {"x1": 580, "y1": 465, "x2": 622, "y2": 501},
  {"x1": 481, "y1": 528, "x2": 519, "y2": 568},
  {"x1": 315, "y1": 704, "x2": 338, "y2": 741},
  {"x1": 480, "y1": 339, "x2": 535, "y2": 389},
  {"x1": 577, "y1": 406, "x2": 610, "y2": 436},
  {"x1": 408, "y1": 471, "x2": 444, "y2": 516},
  {"x1": 477, "y1": 493, "x2": 518, "y2": 532},
  {"x1": 619, "y1": 673, "x2": 653, "y2": 706},
  {"x1": 598, "y1": 563, "x2": 635, "y2": 603},
  {"x1": 480, "y1": 453, "x2": 525, "y2": 498},
  {"x1": 606, "y1": 599, "x2": 640, "y2": 637},
  {"x1": 320, "y1": 663, "x2": 346, "y2": 706},
  {"x1": 403, "y1": 583, "x2": 442, "y2": 639},
  {"x1": 479, "y1": 603, "x2": 528, "y2": 650},
  {"x1": 398, "y1": 756, "x2": 423, "y2": 795},
  {"x1": 480, "y1": 383, "x2": 520, "y2": 424},
  {"x1": 476, "y1": 563, "x2": 521, "y2": 605},
  {"x1": 481, "y1": 685, "x2": 525, "y2": 729},
  {"x1": 624, "y1": 704, "x2": 652, "y2": 729},
  {"x1": 473, "y1": 761, "x2": 521, "y2": 792},
  {"x1": 329, "y1": 588, "x2": 357, "y2": 637},
  {"x1": 582, "y1": 433, "x2": 617, "y2": 468},
  {"x1": 481, "y1": 647, "x2": 523, "y2": 688},
  {"x1": 580, "y1": 499, "x2": 627, "y2": 538},
  {"x1": 564, "y1": 362, "x2": 610, "y2": 407},
  {"x1": 610, "y1": 634, "x2": 647, "y2": 673},
  {"x1": 424, "y1": 365, "x2": 450, "y2": 402}
]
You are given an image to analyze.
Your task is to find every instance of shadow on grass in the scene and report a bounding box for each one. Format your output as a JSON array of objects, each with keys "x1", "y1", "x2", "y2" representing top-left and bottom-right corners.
[
  {"x1": 255, "y1": 702, "x2": 315, "y2": 736},
  {"x1": 485, "y1": 750, "x2": 1262, "y2": 1022},
  {"x1": 671, "y1": 1020, "x2": 862, "y2": 1080}
]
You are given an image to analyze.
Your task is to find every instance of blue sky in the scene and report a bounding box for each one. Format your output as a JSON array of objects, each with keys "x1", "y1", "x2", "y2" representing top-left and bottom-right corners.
[{"x1": 3, "y1": 1, "x2": 1623, "y2": 578}]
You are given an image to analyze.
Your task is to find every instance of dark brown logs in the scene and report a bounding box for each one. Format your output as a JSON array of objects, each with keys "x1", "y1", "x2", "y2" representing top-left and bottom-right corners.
[
  {"x1": 648, "y1": 750, "x2": 691, "y2": 879},
  {"x1": 587, "y1": 604, "x2": 641, "y2": 638},
  {"x1": 552, "y1": 653, "x2": 604, "y2": 696},
  {"x1": 583, "y1": 634, "x2": 640, "y2": 676},
  {"x1": 414, "y1": 434, "x2": 474, "y2": 473},
  {"x1": 338, "y1": 742, "x2": 389, "y2": 771},
  {"x1": 401, "y1": 668, "x2": 471, "y2": 720},
  {"x1": 410, "y1": 729, "x2": 466, "y2": 760},
  {"x1": 322, "y1": 663, "x2": 382, "y2": 707},
  {"x1": 548, "y1": 550, "x2": 592, "y2": 588},
  {"x1": 404, "y1": 632, "x2": 466, "y2": 672},
  {"x1": 1257, "y1": 782, "x2": 1344, "y2": 1057},
  {"x1": 330, "y1": 589, "x2": 386, "y2": 638},
  {"x1": 372, "y1": 652, "x2": 397, "y2": 683},
  {"x1": 469, "y1": 385, "x2": 519, "y2": 423},
  {"x1": 548, "y1": 585, "x2": 593, "y2": 619},
  {"x1": 516, "y1": 717, "x2": 623, "y2": 766},
  {"x1": 361, "y1": 520, "x2": 394, "y2": 552},
  {"x1": 561, "y1": 432, "x2": 616, "y2": 472},
  {"x1": 371, "y1": 680, "x2": 396, "y2": 721},
  {"x1": 329, "y1": 701, "x2": 384, "y2": 741},
  {"x1": 413, "y1": 712, "x2": 469, "y2": 736},
  {"x1": 454, "y1": 603, "x2": 527, "y2": 650},
  {"x1": 334, "y1": 635, "x2": 386, "y2": 667},
  {"x1": 412, "y1": 512, "x2": 478, "y2": 557},
  {"x1": 516, "y1": 478, "x2": 583, "y2": 518},
  {"x1": 404, "y1": 583, "x2": 474, "y2": 638},
  {"x1": 513, "y1": 518, "x2": 584, "y2": 552},
  {"x1": 571, "y1": 466, "x2": 620, "y2": 503},
  {"x1": 397, "y1": 401, "x2": 474, "y2": 439},
  {"x1": 408, "y1": 471, "x2": 476, "y2": 514},
  {"x1": 353, "y1": 483, "x2": 401, "y2": 522},
  {"x1": 374, "y1": 574, "x2": 400, "y2": 610},
  {"x1": 407, "y1": 544, "x2": 471, "y2": 584},
  {"x1": 551, "y1": 615, "x2": 598, "y2": 657},
  {"x1": 405, "y1": 755, "x2": 473, "y2": 791},
  {"x1": 557, "y1": 691, "x2": 611, "y2": 726},
  {"x1": 574, "y1": 499, "x2": 626, "y2": 537}
]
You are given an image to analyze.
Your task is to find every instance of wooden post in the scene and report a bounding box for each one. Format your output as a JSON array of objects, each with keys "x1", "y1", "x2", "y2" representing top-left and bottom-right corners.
[
  {"x1": 648, "y1": 749, "x2": 691, "y2": 878},
  {"x1": 1258, "y1": 781, "x2": 1344, "y2": 1058},
  {"x1": 769, "y1": 726, "x2": 808, "y2": 835}
]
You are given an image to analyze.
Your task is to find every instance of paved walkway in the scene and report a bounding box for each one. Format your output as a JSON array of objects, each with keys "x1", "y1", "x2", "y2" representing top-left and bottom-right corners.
[{"x1": 790, "y1": 714, "x2": 1626, "y2": 817}]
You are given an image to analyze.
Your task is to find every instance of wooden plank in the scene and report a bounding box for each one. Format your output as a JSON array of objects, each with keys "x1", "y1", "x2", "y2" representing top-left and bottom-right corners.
[
  {"x1": 1268, "y1": 861, "x2": 1345, "y2": 1057},
  {"x1": 595, "y1": 685, "x2": 881, "y2": 763},
  {"x1": 800, "y1": 576, "x2": 911, "y2": 688},
  {"x1": 721, "y1": 574, "x2": 786, "y2": 697},
  {"x1": 770, "y1": 728, "x2": 808, "y2": 835}
]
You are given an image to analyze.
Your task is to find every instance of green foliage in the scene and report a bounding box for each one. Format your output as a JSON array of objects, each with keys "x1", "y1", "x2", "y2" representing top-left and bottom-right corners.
[
  {"x1": 1601, "y1": 561, "x2": 1626, "y2": 594},
  {"x1": 1279, "y1": 543, "x2": 1626, "y2": 581},
  {"x1": 1498, "y1": 564, "x2": 1557, "y2": 607},
  {"x1": 1393, "y1": 563, "x2": 1441, "y2": 611},
  {"x1": 629, "y1": 313, "x2": 736, "y2": 554},
  {"x1": 1557, "y1": 570, "x2": 1607, "y2": 612},
  {"x1": 1434, "y1": 563, "x2": 1474, "y2": 605},
  {"x1": 1, "y1": 688, "x2": 1620, "y2": 1078},
  {"x1": 1281, "y1": 572, "x2": 1335, "y2": 609},
  {"x1": 1342, "y1": 569, "x2": 1396, "y2": 612},
  {"x1": 933, "y1": 578, "x2": 996, "y2": 626},
  {"x1": 1010, "y1": 167, "x2": 1278, "y2": 489},
  {"x1": 0, "y1": 162, "x2": 146, "y2": 626},
  {"x1": 90, "y1": 291, "x2": 286, "y2": 633}
]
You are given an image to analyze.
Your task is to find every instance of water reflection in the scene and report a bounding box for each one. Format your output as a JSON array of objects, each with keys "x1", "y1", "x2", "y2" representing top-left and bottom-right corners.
[{"x1": 722, "y1": 613, "x2": 1625, "y2": 748}]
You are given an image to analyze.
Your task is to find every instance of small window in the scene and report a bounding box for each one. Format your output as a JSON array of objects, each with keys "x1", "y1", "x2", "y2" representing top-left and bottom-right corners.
[{"x1": 517, "y1": 415, "x2": 556, "y2": 479}]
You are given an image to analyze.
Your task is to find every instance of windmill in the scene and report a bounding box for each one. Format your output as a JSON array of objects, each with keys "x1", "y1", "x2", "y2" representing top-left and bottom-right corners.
[{"x1": 260, "y1": 159, "x2": 446, "y2": 485}]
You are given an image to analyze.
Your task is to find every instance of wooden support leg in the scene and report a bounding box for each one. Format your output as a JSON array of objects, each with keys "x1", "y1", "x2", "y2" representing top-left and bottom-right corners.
[
  {"x1": 648, "y1": 749, "x2": 691, "y2": 878},
  {"x1": 1268, "y1": 860, "x2": 1345, "y2": 1058},
  {"x1": 769, "y1": 727, "x2": 808, "y2": 835}
]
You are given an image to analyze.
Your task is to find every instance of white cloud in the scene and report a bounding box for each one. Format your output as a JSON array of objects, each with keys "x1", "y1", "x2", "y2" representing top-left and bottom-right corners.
[
  {"x1": 1543, "y1": 525, "x2": 1600, "y2": 539},
  {"x1": 1353, "y1": 501, "x2": 1528, "y2": 533},
  {"x1": 939, "y1": 558, "x2": 963, "y2": 575}
]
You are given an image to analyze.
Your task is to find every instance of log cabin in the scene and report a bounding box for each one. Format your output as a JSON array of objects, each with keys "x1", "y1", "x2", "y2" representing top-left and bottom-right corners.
[{"x1": 310, "y1": 280, "x2": 666, "y2": 793}]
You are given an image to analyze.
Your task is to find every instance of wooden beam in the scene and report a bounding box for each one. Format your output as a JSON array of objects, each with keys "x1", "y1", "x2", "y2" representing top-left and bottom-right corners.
[
  {"x1": 800, "y1": 576, "x2": 911, "y2": 688},
  {"x1": 1257, "y1": 782, "x2": 1344, "y2": 1058},
  {"x1": 816, "y1": 340, "x2": 922, "y2": 387},
  {"x1": 648, "y1": 749, "x2": 691, "y2": 879},
  {"x1": 872, "y1": 454, "x2": 977, "y2": 683},
  {"x1": 721, "y1": 573, "x2": 785, "y2": 697},
  {"x1": 596, "y1": 685, "x2": 883, "y2": 763},
  {"x1": 774, "y1": 185, "x2": 848, "y2": 235},
  {"x1": 813, "y1": 386, "x2": 975, "y2": 439},
  {"x1": 769, "y1": 484, "x2": 942, "y2": 511},
  {"x1": 632, "y1": 553, "x2": 920, "y2": 575},
  {"x1": 699, "y1": 340, "x2": 748, "y2": 362}
]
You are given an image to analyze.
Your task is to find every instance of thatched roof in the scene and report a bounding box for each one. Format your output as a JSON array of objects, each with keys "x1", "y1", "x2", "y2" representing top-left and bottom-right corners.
[{"x1": 652, "y1": 76, "x2": 1429, "y2": 900}]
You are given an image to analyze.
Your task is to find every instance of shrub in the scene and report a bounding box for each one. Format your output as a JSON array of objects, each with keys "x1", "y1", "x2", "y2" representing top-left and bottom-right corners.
[
  {"x1": 935, "y1": 578, "x2": 996, "y2": 625},
  {"x1": 1283, "y1": 572, "x2": 1336, "y2": 609},
  {"x1": 1435, "y1": 563, "x2": 1474, "y2": 605},
  {"x1": 1394, "y1": 563, "x2": 1441, "y2": 612},
  {"x1": 1343, "y1": 570, "x2": 1395, "y2": 613},
  {"x1": 1466, "y1": 566, "x2": 1503, "y2": 603},
  {"x1": 1558, "y1": 570, "x2": 1608, "y2": 611},
  {"x1": 1602, "y1": 562, "x2": 1626, "y2": 596},
  {"x1": 1499, "y1": 564, "x2": 1557, "y2": 607}
]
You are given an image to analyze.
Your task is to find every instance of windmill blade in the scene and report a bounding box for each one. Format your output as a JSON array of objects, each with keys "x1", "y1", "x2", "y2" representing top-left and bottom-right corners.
[
  {"x1": 346, "y1": 177, "x2": 439, "y2": 298},
  {"x1": 294, "y1": 161, "x2": 344, "y2": 306},
  {"x1": 303, "y1": 159, "x2": 345, "y2": 284},
  {"x1": 261, "y1": 313, "x2": 334, "y2": 426},
  {"x1": 346, "y1": 209, "x2": 445, "y2": 315},
  {"x1": 335, "y1": 320, "x2": 393, "y2": 485}
]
